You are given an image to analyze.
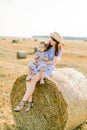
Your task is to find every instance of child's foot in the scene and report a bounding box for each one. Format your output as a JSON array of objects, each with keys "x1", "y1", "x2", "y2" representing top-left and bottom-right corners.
[
  {"x1": 40, "y1": 80, "x2": 44, "y2": 84},
  {"x1": 26, "y1": 75, "x2": 32, "y2": 81}
]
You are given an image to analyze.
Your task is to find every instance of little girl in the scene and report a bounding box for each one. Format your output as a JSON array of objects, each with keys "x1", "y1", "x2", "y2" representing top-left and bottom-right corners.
[{"x1": 26, "y1": 41, "x2": 48, "y2": 84}]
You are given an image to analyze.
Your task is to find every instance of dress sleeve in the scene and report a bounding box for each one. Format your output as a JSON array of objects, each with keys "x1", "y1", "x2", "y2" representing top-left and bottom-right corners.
[
  {"x1": 36, "y1": 51, "x2": 40, "y2": 55},
  {"x1": 45, "y1": 52, "x2": 48, "y2": 59}
]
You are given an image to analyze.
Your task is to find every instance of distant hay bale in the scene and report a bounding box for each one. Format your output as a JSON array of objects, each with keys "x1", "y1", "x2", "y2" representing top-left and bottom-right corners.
[
  {"x1": 16, "y1": 50, "x2": 27, "y2": 59},
  {"x1": 12, "y1": 39, "x2": 19, "y2": 43},
  {"x1": 34, "y1": 39, "x2": 38, "y2": 41},
  {"x1": 10, "y1": 68, "x2": 87, "y2": 130}
]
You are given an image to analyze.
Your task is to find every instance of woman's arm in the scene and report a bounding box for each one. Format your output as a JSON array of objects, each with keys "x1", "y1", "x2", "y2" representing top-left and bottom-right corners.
[
  {"x1": 45, "y1": 58, "x2": 56, "y2": 64},
  {"x1": 44, "y1": 48, "x2": 63, "y2": 65},
  {"x1": 39, "y1": 54, "x2": 48, "y2": 61},
  {"x1": 56, "y1": 49, "x2": 62, "y2": 61}
]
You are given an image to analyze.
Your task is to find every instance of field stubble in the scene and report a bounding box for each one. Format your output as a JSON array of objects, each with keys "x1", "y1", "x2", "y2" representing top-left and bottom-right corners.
[{"x1": 0, "y1": 38, "x2": 87, "y2": 130}]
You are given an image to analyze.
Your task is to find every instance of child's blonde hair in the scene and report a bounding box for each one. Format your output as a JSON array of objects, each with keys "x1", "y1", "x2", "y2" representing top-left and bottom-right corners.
[{"x1": 40, "y1": 41, "x2": 48, "y2": 51}]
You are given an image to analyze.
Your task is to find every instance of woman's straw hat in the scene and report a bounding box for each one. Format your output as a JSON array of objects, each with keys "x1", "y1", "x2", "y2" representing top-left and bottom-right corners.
[{"x1": 50, "y1": 32, "x2": 62, "y2": 43}]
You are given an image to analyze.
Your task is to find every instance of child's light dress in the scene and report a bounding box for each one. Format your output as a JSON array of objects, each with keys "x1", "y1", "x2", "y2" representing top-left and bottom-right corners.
[{"x1": 28, "y1": 51, "x2": 48, "y2": 73}]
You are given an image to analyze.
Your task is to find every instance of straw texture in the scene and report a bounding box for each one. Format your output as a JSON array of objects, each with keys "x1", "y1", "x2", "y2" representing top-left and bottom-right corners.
[
  {"x1": 10, "y1": 68, "x2": 87, "y2": 130},
  {"x1": 52, "y1": 68, "x2": 87, "y2": 130}
]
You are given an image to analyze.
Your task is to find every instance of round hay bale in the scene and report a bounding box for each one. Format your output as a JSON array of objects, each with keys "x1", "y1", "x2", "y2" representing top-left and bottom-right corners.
[
  {"x1": 10, "y1": 68, "x2": 87, "y2": 130},
  {"x1": 11, "y1": 75, "x2": 67, "y2": 130},
  {"x1": 17, "y1": 50, "x2": 27, "y2": 59},
  {"x1": 52, "y1": 68, "x2": 87, "y2": 130}
]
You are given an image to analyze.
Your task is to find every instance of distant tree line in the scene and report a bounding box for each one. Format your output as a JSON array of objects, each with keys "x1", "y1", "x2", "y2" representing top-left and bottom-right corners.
[
  {"x1": 63, "y1": 36, "x2": 87, "y2": 40},
  {"x1": 32, "y1": 36, "x2": 87, "y2": 41}
]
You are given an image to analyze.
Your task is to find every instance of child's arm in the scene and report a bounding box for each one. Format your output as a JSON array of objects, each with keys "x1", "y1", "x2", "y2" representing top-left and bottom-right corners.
[{"x1": 34, "y1": 53, "x2": 39, "y2": 59}]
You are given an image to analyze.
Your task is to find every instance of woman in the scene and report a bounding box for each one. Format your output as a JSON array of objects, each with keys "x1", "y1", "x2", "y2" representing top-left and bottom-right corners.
[{"x1": 14, "y1": 32, "x2": 63, "y2": 112}]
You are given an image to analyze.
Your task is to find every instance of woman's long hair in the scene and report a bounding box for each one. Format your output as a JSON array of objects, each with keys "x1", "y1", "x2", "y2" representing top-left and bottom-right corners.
[{"x1": 47, "y1": 37, "x2": 59, "y2": 56}]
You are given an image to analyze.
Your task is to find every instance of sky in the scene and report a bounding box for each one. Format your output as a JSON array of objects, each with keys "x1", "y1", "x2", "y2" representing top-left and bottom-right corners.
[{"x1": 0, "y1": 0, "x2": 87, "y2": 37}]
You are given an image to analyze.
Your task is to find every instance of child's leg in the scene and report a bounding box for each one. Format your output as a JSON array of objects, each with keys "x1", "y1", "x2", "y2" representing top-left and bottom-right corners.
[
  {"x1": 26, "y1": 62, "x2": 37, "y2": 81},
  {"x1": 28, "y1": 67, "x2": 33, "y2": 75},
  {"x1": 40, "y1": 69, "x2": 45, "y2": 80},
  {"x1": 39, "y1": 69, "x2": 45, "y2": 84}
]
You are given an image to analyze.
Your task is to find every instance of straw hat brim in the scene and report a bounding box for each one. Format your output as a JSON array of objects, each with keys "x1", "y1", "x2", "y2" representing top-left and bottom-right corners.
[{"x1": 50, "y1": 32, "x2": 62, "y2": 43}]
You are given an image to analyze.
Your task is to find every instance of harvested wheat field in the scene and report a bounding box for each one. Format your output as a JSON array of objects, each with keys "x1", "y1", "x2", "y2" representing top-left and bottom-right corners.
[{"x1": 0, "y1": 38, "x2": 87, "y2": 130}]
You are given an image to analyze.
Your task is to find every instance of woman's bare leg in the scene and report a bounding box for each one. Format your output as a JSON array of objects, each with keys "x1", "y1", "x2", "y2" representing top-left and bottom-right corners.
[
  {"x1": 27, "y1": 95, "x2": 32, "y2": 102},
  {"x1": 25, "y1": 81, "x2": 32, "y2": 102},
  {"x1": 22, "y1": 72, "x2": 40, "y2": 101},
  {"x1": 14, "y1": 72, "x2": 40, "y2": 112},
  {"x1": 25, "y1": 95, "x2": 33, "y2": 112}
]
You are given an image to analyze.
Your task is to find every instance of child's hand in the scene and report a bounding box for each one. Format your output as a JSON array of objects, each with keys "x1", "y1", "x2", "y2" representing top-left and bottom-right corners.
[
  {"x1": 34, "y1": 54, "x2": 39, "y2": 59},
  {"x1": 39, "y1": 55, "x2": 43, "y2": 59},
  {"x1": 37, "y1": 54, "x2": 40, "y2": 58}
]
